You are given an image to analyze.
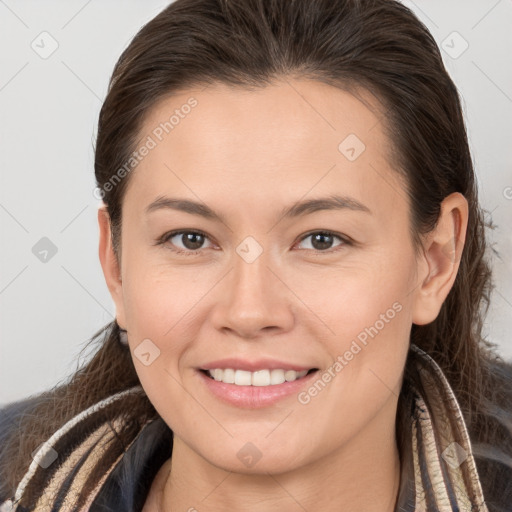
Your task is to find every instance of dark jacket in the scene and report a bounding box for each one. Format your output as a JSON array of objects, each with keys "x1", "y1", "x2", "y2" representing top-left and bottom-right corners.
[{"x1": 1, "y1": 344, "x2": 512, "y2": 511}]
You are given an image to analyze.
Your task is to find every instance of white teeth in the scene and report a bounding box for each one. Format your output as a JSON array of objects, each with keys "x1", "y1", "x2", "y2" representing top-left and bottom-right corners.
[
  {"x1": 252, "y1": 369, "x2": 270, "y2": 386},
  {"x1": 206, "y1": 368, "x2": 309, "y2": 386},
  {"x1": 234, "y1": 370, "x2": 252, "y2": 386},
  {"x1": 285, "y1": 370, "x2": 298, "y2": 382},
  {"x1": 270, "y1": 369, "x2": 286, "y2": 385},
  {"x1": 222, "y1": 368, "x2": 235, "y2": 383}
]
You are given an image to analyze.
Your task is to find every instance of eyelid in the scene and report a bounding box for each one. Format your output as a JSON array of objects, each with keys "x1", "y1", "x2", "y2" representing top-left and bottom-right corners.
[
  {"x1": 295, "y1": 230, "x2": 352, "y2": 251},
  {"x1": 156, "y1": 229, "x2": 215, "y2": 253},
  {"x1": 156, "y1": 229, "x2": 352, "y2": 255}
]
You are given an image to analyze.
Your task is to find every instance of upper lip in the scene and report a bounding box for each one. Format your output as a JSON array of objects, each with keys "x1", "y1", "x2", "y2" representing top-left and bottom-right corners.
[{"x1": 199, "y1": 358, "x2": 317, "y2": 372}]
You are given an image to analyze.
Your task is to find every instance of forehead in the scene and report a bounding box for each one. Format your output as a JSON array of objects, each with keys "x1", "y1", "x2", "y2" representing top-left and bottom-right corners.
[
  {"x1": 124, "y1": 79, "x2": 407, "y2": 223},
  {"x1": 139, "y1": 79, "x2": 389, "y2": 157}
]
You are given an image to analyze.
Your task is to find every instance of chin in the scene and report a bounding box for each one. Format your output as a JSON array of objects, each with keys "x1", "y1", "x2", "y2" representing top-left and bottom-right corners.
[{"x1": 202, "y1": 443, "x2": 308, "y2": 476}]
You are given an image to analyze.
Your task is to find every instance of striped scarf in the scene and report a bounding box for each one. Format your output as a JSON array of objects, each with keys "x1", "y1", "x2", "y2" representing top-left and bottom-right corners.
[{"x1": 1, "y1": 344, "x2": 489, "y2": 511}]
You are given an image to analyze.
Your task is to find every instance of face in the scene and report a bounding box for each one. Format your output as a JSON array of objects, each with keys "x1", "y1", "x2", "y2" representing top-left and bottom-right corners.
[{"x1": 100, "y1": 78, "x2": 440, "y2": 474}]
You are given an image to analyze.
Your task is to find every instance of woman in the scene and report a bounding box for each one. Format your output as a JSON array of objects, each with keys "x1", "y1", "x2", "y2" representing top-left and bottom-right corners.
[{"x1": 1, "y1": 0, "x2": 511, "y2": 510}]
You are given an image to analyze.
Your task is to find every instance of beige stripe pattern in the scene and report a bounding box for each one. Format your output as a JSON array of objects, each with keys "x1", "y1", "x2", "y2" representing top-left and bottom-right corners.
[{"x1": 1, "y1": 344, "x2": 490, "y2": 511}]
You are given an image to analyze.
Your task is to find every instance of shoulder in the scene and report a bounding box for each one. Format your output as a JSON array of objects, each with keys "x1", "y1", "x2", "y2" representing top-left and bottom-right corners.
[
  {"x1": 489, "y1": 355, "x2": 512, "y2": 386},
  {"x1": 0, "y1": 394, "x2": 47, "y2": 448},
  {"x1": 0, "y1": 386, "x2": 159, "y2": 510},
  {"x1": 473, "y1": 356, "x2": 512, "y2": 512},
  {"x1": 0, "y1": 394, "x2": 49, "y2": 502},
  {"x1": 0, "y1": 394, "x2": 44, "y2": 423}
]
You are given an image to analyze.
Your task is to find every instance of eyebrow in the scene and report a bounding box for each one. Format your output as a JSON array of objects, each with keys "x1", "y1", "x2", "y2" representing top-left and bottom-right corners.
[{"x1": 145, "y1": 194, "x2": 372, "y2": 223}]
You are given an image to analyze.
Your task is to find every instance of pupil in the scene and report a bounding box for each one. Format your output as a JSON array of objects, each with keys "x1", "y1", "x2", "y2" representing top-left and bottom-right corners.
[
  {"x1": 181, "y1": 233, "x2": 333, "y2": 251},
  {"x1": 312, "y1": 233, "x2": 332, "y2": 250},
  {"x1": 183, "y1": 233, "x2": 203, "y2": 250}
]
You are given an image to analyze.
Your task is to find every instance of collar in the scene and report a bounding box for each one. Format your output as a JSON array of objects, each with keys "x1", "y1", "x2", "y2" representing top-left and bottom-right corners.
[{"x1": 2, "y1": 344, "x2": 488, "y2": 511}]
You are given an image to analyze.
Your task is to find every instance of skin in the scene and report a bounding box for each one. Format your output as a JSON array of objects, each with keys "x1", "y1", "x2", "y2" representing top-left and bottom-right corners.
[{"x1": 98, "y1": 78, "x2": 468, "y2": 512}]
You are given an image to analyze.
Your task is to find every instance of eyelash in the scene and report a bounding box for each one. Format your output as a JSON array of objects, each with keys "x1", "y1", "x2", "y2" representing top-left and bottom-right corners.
[{"x1": 156, "y1": 229, "x2": 352, "y2": 256}]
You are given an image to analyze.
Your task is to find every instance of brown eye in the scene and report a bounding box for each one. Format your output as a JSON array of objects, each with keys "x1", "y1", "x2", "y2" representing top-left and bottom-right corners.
[
  {"x1": 176, "y1": 232, "x2": 206, "y2": 250},
  {"x1": 160, "y1": 230, "x2": 214, "y2": 255},
  {"x1": 296, "y1": 231, "x2": 349, "y2": 252}
]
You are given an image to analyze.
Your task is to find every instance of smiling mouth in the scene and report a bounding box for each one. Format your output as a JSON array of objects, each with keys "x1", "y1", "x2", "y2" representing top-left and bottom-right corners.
[{"x1": 199, "y1": 368, "x2": 318, "y2": 386}]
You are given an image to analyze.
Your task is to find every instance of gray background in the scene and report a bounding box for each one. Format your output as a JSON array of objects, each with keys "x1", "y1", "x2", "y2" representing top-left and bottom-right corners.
[{"x1": 1, "y1": 0, "x2": 511, "y2": 405}]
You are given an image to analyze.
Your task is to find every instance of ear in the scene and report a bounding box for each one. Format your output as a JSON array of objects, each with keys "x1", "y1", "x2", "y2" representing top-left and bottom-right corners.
[
  {"x1": 98, "y1": 206, "x2": 127, "y2": 329},
  {"x1": 411, "y1": 192, "x2": 469, "y2": 326}
]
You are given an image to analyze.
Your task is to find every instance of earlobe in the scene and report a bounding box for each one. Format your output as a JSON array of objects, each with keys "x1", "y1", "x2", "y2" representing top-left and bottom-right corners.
[
  {"x1": 97, "y1": 206, "x2": 126, "y2": 327},
  {"x1": 411, "y1": 192, "x2": 468, "y2": 326}
]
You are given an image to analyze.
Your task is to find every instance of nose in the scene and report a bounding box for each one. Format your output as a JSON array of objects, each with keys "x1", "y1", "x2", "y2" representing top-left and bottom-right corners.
[{"x1": 210, "y1": 248, "x2": 295, "y2": 339}]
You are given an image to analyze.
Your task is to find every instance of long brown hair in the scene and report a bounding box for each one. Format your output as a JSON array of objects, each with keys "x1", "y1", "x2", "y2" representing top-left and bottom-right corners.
[{"x1": 2, "y1": 0, "x2": 511, "y2": 508}]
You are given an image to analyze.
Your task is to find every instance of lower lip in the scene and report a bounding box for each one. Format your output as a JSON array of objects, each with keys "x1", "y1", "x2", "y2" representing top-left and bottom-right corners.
[{"x1": 197, "y1": 369, "x2": 319, "y2": 409}]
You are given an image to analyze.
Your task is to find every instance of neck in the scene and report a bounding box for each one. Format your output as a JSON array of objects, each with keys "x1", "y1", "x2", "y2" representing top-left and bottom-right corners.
[{"x1": 159, "y1": 400, "x2": 402, "y2": 512}]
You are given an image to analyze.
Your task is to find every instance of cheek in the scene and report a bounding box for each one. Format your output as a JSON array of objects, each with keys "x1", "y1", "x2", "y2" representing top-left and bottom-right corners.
[
  {"x1": 121, "y1": 263, "x2": 216, "y2": 379},
  {"x1": 299, "y1": 252, "x2": 414, "y2": 385},
  {"x1": 122, "y1": 257, "x2": 204, "y2": 330},
  {"x1": 121, "y1": 270, "x2": 197, "y2": 420},
  {"x1": 294, "y1": 254, "x2": 412, "y2": 332},
  {"x1": 303, "y1": 281, "x2": 411, "y2": 433}
]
